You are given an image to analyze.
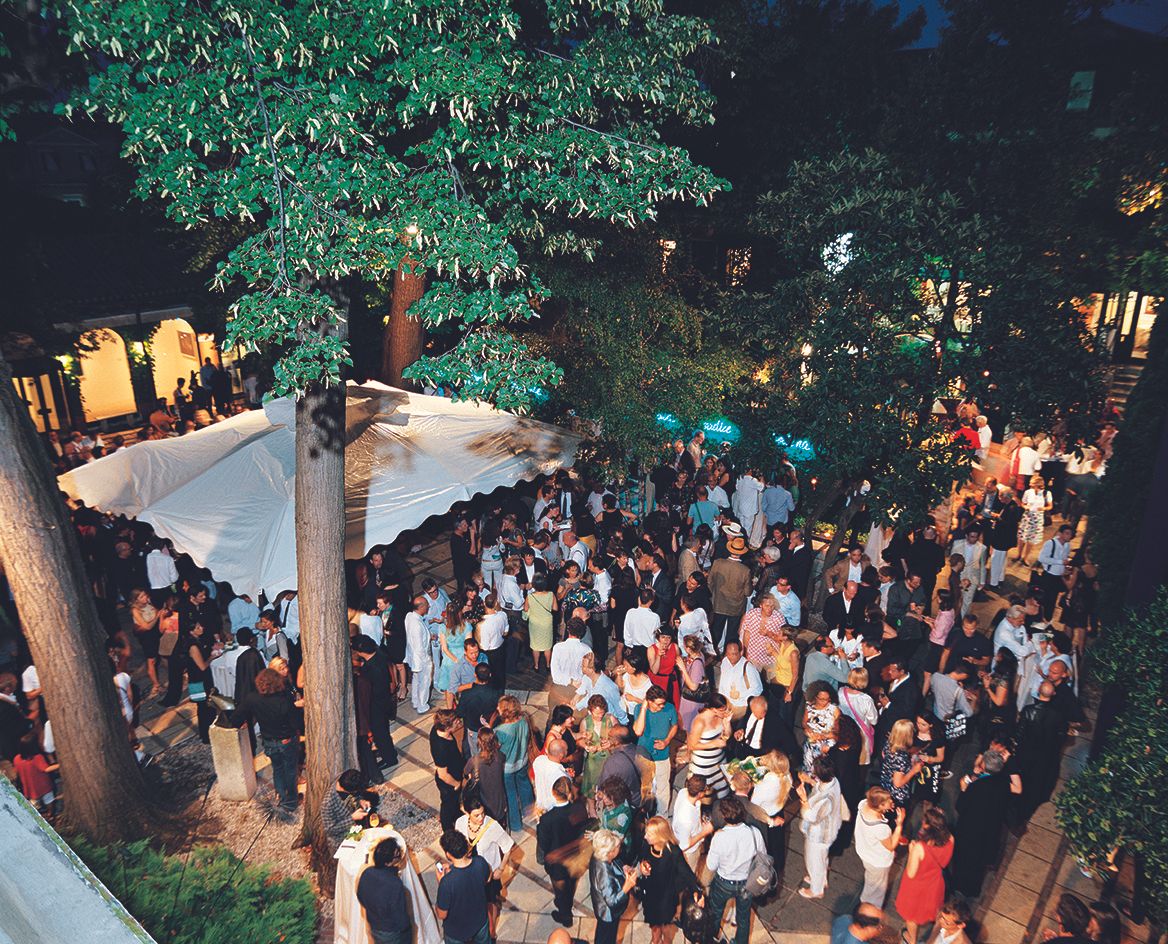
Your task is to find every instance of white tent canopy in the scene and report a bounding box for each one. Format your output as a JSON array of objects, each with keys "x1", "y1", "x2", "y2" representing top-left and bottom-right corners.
[{"x1": 59, "y1": 382, "x2": 581, "y2": 596}]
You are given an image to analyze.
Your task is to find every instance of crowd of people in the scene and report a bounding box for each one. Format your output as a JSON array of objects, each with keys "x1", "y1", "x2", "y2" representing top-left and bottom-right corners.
[
  {"x1": 41, "y1": 357, "x2": 265, "y2": 474},
  {"x1": 0, "y1": 409, "x2": 1125, "y2": 944}
]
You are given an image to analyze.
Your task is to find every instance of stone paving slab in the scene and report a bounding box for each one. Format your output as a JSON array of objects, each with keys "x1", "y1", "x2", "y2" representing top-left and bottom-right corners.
[{"x1": 121, "y1": 515, "x2": 1121, "y2": 944}]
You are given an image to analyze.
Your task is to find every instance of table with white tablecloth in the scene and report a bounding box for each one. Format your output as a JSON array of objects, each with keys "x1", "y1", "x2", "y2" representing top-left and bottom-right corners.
[
  {"x1": 210, "y1": 646, "x2": 246, "y2": 695},
  {"x1": 334, "y1": 827, "x2": 441, "y2": 944}
]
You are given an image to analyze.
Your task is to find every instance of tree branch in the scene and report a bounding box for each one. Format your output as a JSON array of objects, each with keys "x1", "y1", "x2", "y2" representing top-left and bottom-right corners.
[
  {"x1": 240, "y1": 28, "x2": 291, "y2": 293},
  {"x1": 557, "y1": 117, "x2": 664, "y2": 155}
]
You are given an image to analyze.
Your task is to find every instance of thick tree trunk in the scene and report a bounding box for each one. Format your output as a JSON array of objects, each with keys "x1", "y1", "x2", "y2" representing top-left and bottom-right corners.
[
  {"x1": 380, "y1": 261, "x2": 425, "y2": 387},
  {"x1": 294, "y1": 381, "x2": 358, "y2": 888},
  {"x1": 0, "y1": 351, "x2": 152, "y2": 840}
]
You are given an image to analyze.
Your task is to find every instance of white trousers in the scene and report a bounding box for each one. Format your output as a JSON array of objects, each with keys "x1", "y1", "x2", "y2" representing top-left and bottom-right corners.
[
  {"x1": 410, "y1": 662, "x2": 433, "y2": 714},
  {"x1": 805, "y1": 839, "x2": 831, "y2": 896},
  {"x1": 859, "y1": 863, "x2": 890, "y2": 906},
  {"x1": 989, "y1": 548, "x2": 1009, "y2": 587},
  {"x1": 652, "y1": 758, "x2": 672, "y2": 815}
]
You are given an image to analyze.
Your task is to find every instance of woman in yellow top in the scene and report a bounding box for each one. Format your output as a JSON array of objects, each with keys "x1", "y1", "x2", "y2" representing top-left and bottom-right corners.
[{"x1": 770, "y1": 626, "x2": 800, "y2": 725}]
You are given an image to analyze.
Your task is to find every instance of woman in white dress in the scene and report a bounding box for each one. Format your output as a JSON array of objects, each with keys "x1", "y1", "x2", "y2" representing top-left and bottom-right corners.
[
  {"x1": 1017, "y1": 475, "x2": 1053, "y2": 566},
  {"x1": 751, "y1": 750, "x2": 793, "y2": 873}
]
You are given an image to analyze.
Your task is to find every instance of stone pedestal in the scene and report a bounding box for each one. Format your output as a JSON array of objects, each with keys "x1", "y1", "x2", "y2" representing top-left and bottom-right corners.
[{"x1": 209, "y1": 722, "x2": 257, "y2": 801}]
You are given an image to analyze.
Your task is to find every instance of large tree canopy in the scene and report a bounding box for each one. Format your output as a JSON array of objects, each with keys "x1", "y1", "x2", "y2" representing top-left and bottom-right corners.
[
  {"x1": 723, "y1": 148, "x2": 1100, "y2": 537},
  {"x1": 60, "y1": 0, "x2": 725, "y2": 406}
]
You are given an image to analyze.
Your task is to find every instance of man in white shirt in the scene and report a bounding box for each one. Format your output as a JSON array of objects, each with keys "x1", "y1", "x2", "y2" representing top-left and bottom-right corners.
[
  {"x1": 623, "y1": 588, "x2": 661, "y2": 649},
  {"x1": 276, "y1": 591, "x2": 300, "y2": 645},
  {"x1": 672, "y1": 775, "x2": 713, "y2": 872},
  {"x1": 421, "y1": 578, "x2": 450, "y2": 664},
  {"x1": 532, "y1": 739, "x2": 570, "y2": 812},
  {"x1": 1036, "y1": 524, "x2": 1073, "y2": 620},
  {"x1": 145, "y1": 544, "x2": 179, "y2": 602},
  {"x1": 717, "y1": 642, "x2": 763, "y2": 719},
  {"x1": 477, "y1": 592, "x2": 510, "y2": 690},
  {"x1": 227, "y1": 593, "x2": 261, "y2": 635},
  {"x1": 586, "y1": 482, "x2": 613, "y2": 518},
  {"x1": 549, "y1": 619, "x2": 591, "y2": 707},
  {"x1": 705, "y1": 796, "x2": 764, "y2": 944},
  {"x1": 562, "y1": 531, "x2": 589, "y2": 572},
  {"x1": 404, "y1": 595, "x2": 433, "y2": 714},
  {"x1": 993, "y1": 605, "x2": 1031, "y2": 662},
  {"x1": 21, "y1": 663, "x2": 42, "y2": 701},
  {"x1": 976, "y1": 415, "x2": 993, "y2": 464}
]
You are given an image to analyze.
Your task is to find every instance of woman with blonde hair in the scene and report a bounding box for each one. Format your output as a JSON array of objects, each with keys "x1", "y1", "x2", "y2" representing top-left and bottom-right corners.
[
  {"x1": 838, "y1": 668, "x2": 878, "y2": 766},
  {"x1": 493, "y1": 694, "x2": 536, "y2": 832},
  {"x1": 880, "y1": 718, "x2": 923, "y2": 809},
  {"x1": 1017, "y1": 475, "x2": 1053, "y2": 566},
  {"x1": 750, "y1": 750, "x2": 793, "y2": 873},
  {"x1": 637, "y1": 816, "x2": 700, "y2": 944}
]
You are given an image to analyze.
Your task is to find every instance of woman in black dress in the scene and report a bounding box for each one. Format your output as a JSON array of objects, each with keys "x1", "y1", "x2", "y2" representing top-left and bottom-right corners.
[
  {"x1": 185, "y1": 620, "x2": 216, "y2": 743},
  {"x1": 979, "y1": 649, "x2": 1018, "y2": 748},
  {"x1": 637, "y1": 816, "x2": 699, "y2": 944},
  {"x1": 828, "y1": 716, "x2": 864, "y2": 857}
]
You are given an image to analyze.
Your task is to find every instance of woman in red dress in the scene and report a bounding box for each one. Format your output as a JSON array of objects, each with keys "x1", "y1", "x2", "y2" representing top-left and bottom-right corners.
[
  {"x1": 647, "y1": 628, "x2": 681, "y2": 715},
  {"x1": 895, "y1": 804, "x2": 954, "y2": 944}
]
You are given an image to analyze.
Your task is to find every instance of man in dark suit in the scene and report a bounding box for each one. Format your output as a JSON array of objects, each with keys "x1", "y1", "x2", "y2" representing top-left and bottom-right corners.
[
  {"x1": 352, "y1": 635, "x2": 399, "y2": 775},
  {"x1": 873, "y1": 658, "x2": 921, "y2": 758},
  {"x1": 731, "y1": 694, "x2": 799, "y2": 766},
  {"x1": 0, "y1": 673, "x2": 31, "y2": 761},
  {"x1": 518, "y1": 546, "x2": 548, "y2": 592},
  {"x1": 536, "y1": 776, "x2": 589, "y2": 927},
  {"x1": 780, "y1": 528, "x2": 813, "y2": 600},
  {"x1": 885, "y1": 573, "x2": 927, "y2": 662},
  {"x1": 822, "y1": 581, "x2": 863, "y2": 636},
  {"x1": 646, "y1": 554, "x2": 674, "y2": 621}
]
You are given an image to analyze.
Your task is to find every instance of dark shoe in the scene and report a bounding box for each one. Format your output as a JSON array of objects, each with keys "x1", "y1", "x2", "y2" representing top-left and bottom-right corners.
[{"x1": 552, "y1": 912, "x2": 572, "y2": 928}]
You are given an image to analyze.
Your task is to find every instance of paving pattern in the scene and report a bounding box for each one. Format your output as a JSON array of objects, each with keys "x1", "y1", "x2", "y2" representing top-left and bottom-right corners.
[{"x1": 129, "y1": 523, "x2": 1148, "y2": 944}]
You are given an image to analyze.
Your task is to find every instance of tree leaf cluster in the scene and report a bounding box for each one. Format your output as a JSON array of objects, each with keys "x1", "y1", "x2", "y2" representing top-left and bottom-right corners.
[{"x1": 58, "y1": 0, "x2": 726, "y2": 401}]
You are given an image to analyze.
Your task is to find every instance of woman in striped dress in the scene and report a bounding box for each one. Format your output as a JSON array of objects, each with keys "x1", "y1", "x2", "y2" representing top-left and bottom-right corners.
[{"x1": 686, "y1": 693, "x2": 732, "y2": 797}]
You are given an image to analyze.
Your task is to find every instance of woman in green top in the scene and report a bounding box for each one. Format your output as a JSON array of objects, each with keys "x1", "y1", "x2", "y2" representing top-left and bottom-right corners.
[
  {"x1": 524, "y1": 573, "x2": 557, "y2": 670},
  {"x1": 581, "y1": 694, "x2": 615, "y2": 797},
  {"x1": 596, "y1": 776, "x2": 635, "y2": 852},
  {"x1": 493, "y1": 694, "x2": 536, "y2": 833}
]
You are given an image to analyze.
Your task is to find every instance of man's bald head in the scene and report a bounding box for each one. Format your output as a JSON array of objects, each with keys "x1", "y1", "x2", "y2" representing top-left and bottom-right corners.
[
  {"x1": 1038, "y1": 681, "x2": 1056, "y2": 700},
  {"x1": 547, "y1": 739, "x2": 569, "y2": 762},
  {"x1": 547, "y1": 930, "x2": 573, "y2": 944}
]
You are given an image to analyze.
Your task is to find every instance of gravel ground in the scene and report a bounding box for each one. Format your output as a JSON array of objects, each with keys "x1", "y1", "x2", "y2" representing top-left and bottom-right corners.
[{"x1": 153, "y1": 739, "x2": 439, "y2": 942}]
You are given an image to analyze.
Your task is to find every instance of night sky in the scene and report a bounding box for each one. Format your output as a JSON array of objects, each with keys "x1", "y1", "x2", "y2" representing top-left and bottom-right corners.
[{"x1": 891, "y1": 0, "x2": 1168, "y2": 46}]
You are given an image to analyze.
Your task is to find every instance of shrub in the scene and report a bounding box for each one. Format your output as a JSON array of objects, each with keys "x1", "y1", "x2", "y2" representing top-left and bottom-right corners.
[
  {"x1": 1054, "y1": 590, "x2": 1168, "y2": 924},
  {"x1": 72, "y1": 840, "x2": 317, "y2": 944}
]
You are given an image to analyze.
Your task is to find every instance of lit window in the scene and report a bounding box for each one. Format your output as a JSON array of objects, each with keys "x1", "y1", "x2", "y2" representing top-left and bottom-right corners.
[{"x1": 726, "y1": 247, "x2": 752, "y2": 287}]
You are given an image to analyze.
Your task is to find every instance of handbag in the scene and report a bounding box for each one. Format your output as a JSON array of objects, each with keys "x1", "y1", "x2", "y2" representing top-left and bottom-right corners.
[
  {"x1": 188, "y1": 680, "x2": 208, "y2": 703},
  {"x1": 158, "y1": 631, "x2": 180, "y2": 658},
  {"x1": 944, "y1": 712, "x2": 968, "y2": 741}
]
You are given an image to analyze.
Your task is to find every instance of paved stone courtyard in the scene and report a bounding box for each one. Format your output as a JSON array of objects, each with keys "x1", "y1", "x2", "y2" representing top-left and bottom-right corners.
[{"x1": 127, "y1": 524, "x2": 1149, "y2": 944}]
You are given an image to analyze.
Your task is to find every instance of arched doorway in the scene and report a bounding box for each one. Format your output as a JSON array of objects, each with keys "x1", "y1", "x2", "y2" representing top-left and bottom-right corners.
[
  {"x1": 77, "y1": 330, "x2": 137, "y2": 423},
  {"x1": 150, "y1": 317, "x2": 201, "y2": 406}
]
